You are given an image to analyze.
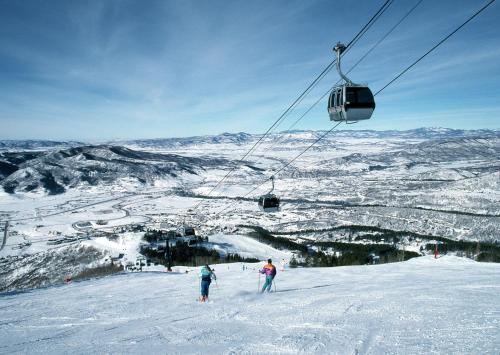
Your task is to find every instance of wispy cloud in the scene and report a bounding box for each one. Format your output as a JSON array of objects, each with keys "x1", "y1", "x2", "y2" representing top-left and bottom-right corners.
[{"x1": 0, "y1": 0, "x2": 498, "y2": 139}]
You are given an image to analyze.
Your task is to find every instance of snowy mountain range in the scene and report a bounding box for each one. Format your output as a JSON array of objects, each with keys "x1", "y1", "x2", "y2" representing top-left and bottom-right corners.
[
  {"x1": 1, "y1": 128, "x2": 498, "y2": 196},
  {"x1": 1, "y1": 128, "x2": 498, "y2": 151},
  {"x1": 316, "y1": 137, "x2": 499, "y2": 176},
  {"x1": 117, "y1": 127, "x2": 500, "y2": 148},
  {"x1": 0, "y1": 145, "x2": 229, "y2": 194},
  {"x1": 0, "y1": 139, "x2": 84, "y2": 151}
]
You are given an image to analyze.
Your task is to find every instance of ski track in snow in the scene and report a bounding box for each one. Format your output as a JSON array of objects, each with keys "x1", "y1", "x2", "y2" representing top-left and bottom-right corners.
[{"x1": 0, "y1": 256, "x2": 499, "y2": 354}]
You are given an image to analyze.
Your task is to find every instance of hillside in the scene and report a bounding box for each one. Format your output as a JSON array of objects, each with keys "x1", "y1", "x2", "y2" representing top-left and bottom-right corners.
[
  {"x1": 0, "y1": 256, "x2": 498, "y2": 354},
  {"x1": 0, "y1": 145, "x2": 230, "y2": 194}
]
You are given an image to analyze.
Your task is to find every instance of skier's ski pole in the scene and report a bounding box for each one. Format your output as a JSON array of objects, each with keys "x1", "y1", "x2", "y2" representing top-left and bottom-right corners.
[
  {"x1": 273, "y1": 279, "x2": 277, "y2": 293},
  {"x1": 258, "y1": 273, "x2": 261, "y2": 293},
  {"x1": 199, "y1": 277, "x2": 202, "y2": 302}
]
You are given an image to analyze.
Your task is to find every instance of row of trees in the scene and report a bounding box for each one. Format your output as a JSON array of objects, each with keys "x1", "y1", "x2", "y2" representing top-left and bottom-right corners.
[
  {"x1": 289, "y1": 248, "x2": 419, "y2": 268},
  {"x1": 142, "y1": 225, "x2": 500, "y2": 267},
  {"x1": 141, "y1": 238, "x2": 259, "y2": 267},
  {"x1": 425, "y1": 241, "x2": 500, "y2": 262},
  {"x1": 263, "y1": 224, "x2": 500, "y2": 264},
  {"x1": 242, "y1": 225, "x2": 420, "y2": 267},
  {"x1": 240, "y1": 225, "x2": 308, "y2": 253}
]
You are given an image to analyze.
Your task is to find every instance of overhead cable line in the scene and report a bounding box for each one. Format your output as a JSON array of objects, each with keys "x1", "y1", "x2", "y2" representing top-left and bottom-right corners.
[
  {"x1": 212, "y1": 0, "x2": 496, "y2": 218},
  {"x1": 191, "y1": 58, "x2": 337, "y2": 211},
  {"x1": 374, "y1": 0, "x2": 496, "y2": 96},
  {"x1": 271, "y1": 122, "x2": 343, "y2": 177},
  {"x1": 288, "y1": 0, "x2": 492, "y2": 175},
  {"x1": 213, "y1": 122, "x2": 343, "y2": 217},
  {"x1": 191, "y1": 0, "x2": 393, "y2": 211},
  {"x1": 350, "y1": 0, "x2": 425, "y2": 84},
  {"x1": 211, "y1": 0, "x2": 410, "y2": 211},
  {"x1": 266, "y1": 0, "x2": 424, "y2": 150},
  {"x1": 261, "y1": 0, "x2": 396, "y2": 149}
]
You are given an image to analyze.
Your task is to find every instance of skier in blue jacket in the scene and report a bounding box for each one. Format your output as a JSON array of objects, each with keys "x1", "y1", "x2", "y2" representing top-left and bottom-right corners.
[{"x1": 199, "y1": 265, "x2": 216, "y2": 302}]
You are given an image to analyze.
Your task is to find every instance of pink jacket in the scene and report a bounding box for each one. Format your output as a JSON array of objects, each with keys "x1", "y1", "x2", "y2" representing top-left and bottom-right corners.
[{"x1": 260, "y1": 264, "x2": 276, "y2": 277}]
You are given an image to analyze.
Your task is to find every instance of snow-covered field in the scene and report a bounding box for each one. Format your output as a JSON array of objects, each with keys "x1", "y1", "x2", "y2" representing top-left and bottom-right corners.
[
  {"x1": 1, "y1": 129, "x2": 499, "y2": 293},
  {"x1": 1, "y1": 256, "x2": 498, "y2": 354}
]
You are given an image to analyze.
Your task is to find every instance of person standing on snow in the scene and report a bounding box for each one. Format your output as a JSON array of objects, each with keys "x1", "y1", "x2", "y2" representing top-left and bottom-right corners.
[
  {"x1": 280, "y1": 258, "x2": 286, "y2": 271},
  {"x1": 199, "y1": 264, "x2": 216, "y2": 302},
  {"x1": 259, "y1": 259, "x2": 277, "y2": 293}
]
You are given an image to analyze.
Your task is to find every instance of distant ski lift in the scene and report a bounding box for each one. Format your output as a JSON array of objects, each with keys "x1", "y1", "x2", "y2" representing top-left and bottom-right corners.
[
  {"x1": 258, "y1": 176, "x2": 280, "y2": 212},
  {"x1": 328, "y1": 42, "x2": 375, "y2": 123}
]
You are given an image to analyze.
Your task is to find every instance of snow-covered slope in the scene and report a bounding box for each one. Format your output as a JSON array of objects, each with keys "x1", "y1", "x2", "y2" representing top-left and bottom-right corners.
[{"x1": 0, "y1": 256, "x2": 498, "y2": 354}]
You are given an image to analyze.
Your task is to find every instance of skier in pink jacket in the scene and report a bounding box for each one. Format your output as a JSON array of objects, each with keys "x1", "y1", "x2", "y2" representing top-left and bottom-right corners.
[{"x1": 259, "y1": 259, "x2": 277, "y2": 293}]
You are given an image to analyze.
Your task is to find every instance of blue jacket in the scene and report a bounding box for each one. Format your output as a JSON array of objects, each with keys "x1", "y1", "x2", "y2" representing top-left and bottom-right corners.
[{"x1": 200, "y1": 266, "x2": 216, "y2": 282}]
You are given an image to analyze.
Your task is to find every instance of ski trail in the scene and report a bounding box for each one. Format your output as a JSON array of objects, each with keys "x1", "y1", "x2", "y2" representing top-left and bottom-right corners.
[{"x1": 1, "y1": 257, "x2": 499, "y2": 353}]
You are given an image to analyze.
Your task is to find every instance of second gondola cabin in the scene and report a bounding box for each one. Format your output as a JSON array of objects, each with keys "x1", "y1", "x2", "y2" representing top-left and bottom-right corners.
[{"x1": 258, "y1": 194, "x2": 280, "y2": 212}]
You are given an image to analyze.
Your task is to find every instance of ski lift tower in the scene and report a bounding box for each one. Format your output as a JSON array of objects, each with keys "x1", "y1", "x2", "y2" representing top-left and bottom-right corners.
[{"x1": 401, "y1": 236, "x2": 409, "y2": 262}]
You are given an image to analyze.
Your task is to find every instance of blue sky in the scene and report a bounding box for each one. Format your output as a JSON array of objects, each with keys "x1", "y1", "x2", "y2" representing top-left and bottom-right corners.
[{"x1": 0, "y1": 0, "x2": 499, "y2": 140}]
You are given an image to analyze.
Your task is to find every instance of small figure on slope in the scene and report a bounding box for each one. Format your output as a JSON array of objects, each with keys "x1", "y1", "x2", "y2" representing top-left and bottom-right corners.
[
  {"x1": 260, "y1": 259, "x2": 277, "y2": 293},
  {"x1": 199, "y1": 264, "x2": 216, "y2": 302}
]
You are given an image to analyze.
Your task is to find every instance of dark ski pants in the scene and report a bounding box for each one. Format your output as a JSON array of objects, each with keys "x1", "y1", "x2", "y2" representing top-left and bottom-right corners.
[
  {"x1": 201, "y1": 280, "x2": 211, "y2": 297},
  {"x1": 261, "y1": 276, "x2": 274, "y2": 292}
]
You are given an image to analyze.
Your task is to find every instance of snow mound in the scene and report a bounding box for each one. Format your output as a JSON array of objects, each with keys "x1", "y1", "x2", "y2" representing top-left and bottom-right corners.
[{"x1": 205, "y1": 233, "x2": 292, "y2": 261}]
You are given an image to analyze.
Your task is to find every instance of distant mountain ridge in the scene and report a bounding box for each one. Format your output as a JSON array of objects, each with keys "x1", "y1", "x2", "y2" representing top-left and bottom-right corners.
[
  {"x1": 1, "y1": 128, "x2": 498, "y2": 151},
  {"x1": 324, "y1": 136, "x2": 500, "y2": 176},
  {"x1": 119, "y1": 128, "x2": 500, "y2": 148},
  {"x1": 0, "y1": 140, "x2": 84, "y2": 151}
]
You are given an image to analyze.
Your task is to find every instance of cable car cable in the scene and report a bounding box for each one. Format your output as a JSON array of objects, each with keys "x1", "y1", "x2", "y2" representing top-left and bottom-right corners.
[
  {"x1": 348, "y1": 0, "x2": 425, "y2": 83},
  {"x1": 345, "y1": 0, "x2": 393, "y2": 50},
  {"x1": 262, "y1": 0, "x2": 394, "y2": 146},
  {"x1": 192, "y1": 54, "x2": 341, "y2": 209},
  {"x1": 265, "y1": 0, "x2": 419, "y2": 151},
  {"x1": 290, "y1": 0, "x2": 492, "y2": 173},
  {"x1": 213, "y1": 122, "x2": 343, "y2": 216},
  {"x1": 190, "y1": 0, "x2": 393, "y2": 211},
  {"x1": 374, "y1": 0, "x2": 496, "y2": 96},
  {"x1": 209, "y1": 0, "x2": 403, "y2": 215},
  {"x1": 211, "y1": 0, "x2": 496, "y2": 219},
  {"x1": 272, "y1": 122, "x2": 343, "y2": 178}
]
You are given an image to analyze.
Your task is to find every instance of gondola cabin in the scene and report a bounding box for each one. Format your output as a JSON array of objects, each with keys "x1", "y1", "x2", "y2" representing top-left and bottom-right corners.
[
  {"x1": 328, "y1": 85, "x2": 375, "y2": 122},
  {"x1": 258, "y1": 194, "x2": 280, "y2": 212}
]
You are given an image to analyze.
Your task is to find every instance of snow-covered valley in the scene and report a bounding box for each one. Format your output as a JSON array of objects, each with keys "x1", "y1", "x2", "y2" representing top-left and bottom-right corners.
[
  {"x1": 0, "y1": 128, "x2": 499, "y2": 294},
  {"x1": 0, "y1": 128, "x2": 499, "y2": 354}
]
